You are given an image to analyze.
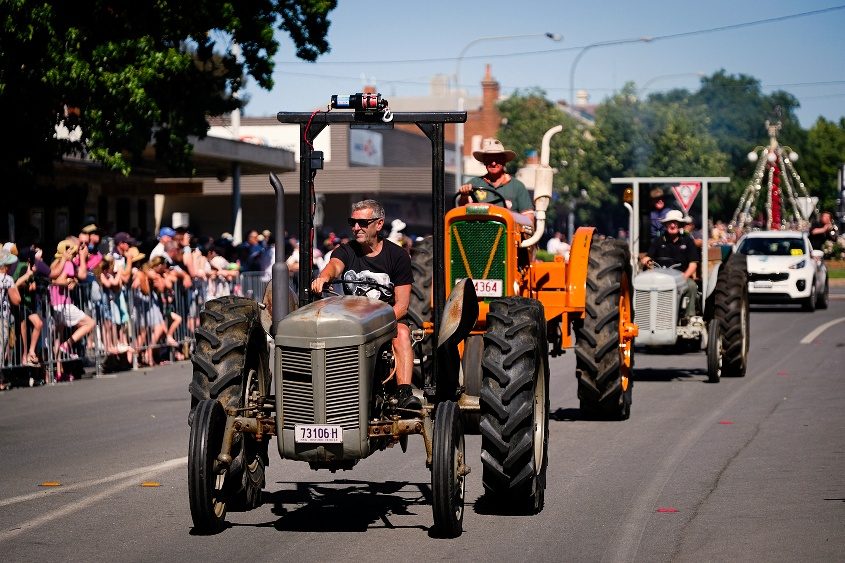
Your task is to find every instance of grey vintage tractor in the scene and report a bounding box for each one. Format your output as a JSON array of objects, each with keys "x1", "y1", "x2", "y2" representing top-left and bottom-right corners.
[
  {"x1": 614, "y1": 177, "x2": 750, "y2": 382},
  {"x1": 186, "y1": 96, "x2": 542, "y2": 538}
]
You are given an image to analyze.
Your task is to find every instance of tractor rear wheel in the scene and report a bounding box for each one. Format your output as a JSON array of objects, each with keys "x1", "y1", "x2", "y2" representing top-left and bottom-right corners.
[
  {"x1": 575, "y1": 239, "x2": 634, "y2": 420},
  {"x1": 715, "y1": 255, "x2": 749, "y2": 377},
  {"x1": 189, "y1": 296, "x2": 270, "y2": 512},
  {"x1": 480, "y1": 297, "x2": 549, "y2": 513},
  {"x1": 408, "y1": 236, "x2": 433, "y2": 387}
]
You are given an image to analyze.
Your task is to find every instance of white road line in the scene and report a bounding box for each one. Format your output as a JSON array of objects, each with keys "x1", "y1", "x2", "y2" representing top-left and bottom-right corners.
[
  {"x1": 800, "y1": 317, "x2": 845, "y2": 344},
  {"x1": 0, "y1": 457, "x2": 187, "y2": 509},
  {"x1": 603, "y1": 348, "x2": 797, "y2": 562},
  {"x1": 0, "y1": 457, "x2": 187, "y2": 543}
]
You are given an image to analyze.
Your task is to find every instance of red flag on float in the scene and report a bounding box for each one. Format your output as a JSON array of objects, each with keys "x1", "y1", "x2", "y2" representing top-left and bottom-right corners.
[{"x1": 672, "y1": 182, "x2": 701, "y2": 213}]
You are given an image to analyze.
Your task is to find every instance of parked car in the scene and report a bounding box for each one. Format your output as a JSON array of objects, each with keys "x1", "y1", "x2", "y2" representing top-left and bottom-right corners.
[{"x1": 735, "y1": 230, "x2": 828, "y2": 311}]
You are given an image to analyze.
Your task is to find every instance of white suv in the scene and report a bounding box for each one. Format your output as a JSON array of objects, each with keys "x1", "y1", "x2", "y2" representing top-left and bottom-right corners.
[{"x1": 735, "y1": 230, "x2": 829, "y2": 311}]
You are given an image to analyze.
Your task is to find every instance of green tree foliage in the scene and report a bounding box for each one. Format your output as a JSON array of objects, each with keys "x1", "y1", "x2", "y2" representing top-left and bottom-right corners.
[
  {"x1": 803, "y1": 117, "x2": 845, "y2": 212},
  {"x1": 586, "y1": 83, "x2": 728, "y2": 231},
  {"x1": 497, "y1": 89, "x2": 594, "y2": 226},
  {"x1": 687, "y1": 71, "x2": 805, "y2": 217},
  {"x1": 495, "y1": 72, "x2": 840, "y2": 235},
  {"x1": 0, "y1": 0, "x2": 336, "y2": 180}
]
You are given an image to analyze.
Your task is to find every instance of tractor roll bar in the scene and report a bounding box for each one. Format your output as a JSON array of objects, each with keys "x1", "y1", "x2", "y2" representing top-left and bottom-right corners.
[{"x1": 275, "y1": 109, "x2": 467, "y2": 396}]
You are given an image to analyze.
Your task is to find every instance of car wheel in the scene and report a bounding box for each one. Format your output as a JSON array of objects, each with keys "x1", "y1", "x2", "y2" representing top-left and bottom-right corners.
[{"x1": 802, "y1": 280, "x2": 816, "y2": 312}]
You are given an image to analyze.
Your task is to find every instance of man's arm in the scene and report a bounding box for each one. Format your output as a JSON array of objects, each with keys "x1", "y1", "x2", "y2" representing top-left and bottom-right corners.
[
  {"x1": 392, "y1": 284, "x2": 410, "y2": 321},
  {"x1": 311, "y1": 256, "x2": 345, "y2": 294},
  {"x1": 76, "y1": 245, "x2": 89, "y2": 280}
]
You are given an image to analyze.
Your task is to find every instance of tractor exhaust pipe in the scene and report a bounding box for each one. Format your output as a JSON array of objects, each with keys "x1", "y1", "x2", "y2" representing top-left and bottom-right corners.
[
  {"x1": 521, "y1": 125, "x2": 563, "y2": 248},
  {"x1": 269, "y1": 173, "x2": 289, "y2": 333}
]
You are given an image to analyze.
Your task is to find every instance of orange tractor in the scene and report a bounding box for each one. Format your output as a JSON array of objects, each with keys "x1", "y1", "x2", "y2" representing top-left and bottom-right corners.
[{"x1": 408, "y1": 126, "x2": 638, "y2": 510}]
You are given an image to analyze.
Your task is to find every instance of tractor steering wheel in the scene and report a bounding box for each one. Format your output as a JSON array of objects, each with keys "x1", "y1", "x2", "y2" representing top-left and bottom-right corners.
[{"x1": 454, "y1": 186, "x2": 506, "y2": 208}]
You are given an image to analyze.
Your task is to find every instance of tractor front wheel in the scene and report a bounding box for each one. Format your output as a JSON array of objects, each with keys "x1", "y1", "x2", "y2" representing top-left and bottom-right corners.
[{"x1": 431, "y1": 400, "x2": 466, "y2": 538}]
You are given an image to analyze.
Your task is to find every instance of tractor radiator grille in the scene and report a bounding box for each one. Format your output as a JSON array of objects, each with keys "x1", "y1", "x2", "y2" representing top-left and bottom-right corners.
[
  {"x1": 634, "y1": 289, "x2": 675, "y2": 332},
  {"x1": 280, "y1": 347, "x2": 313, "y2": 429},
  {"x1": 449, "y1": 220, "x2": 506, "y2": 288},
  {"x1": 325, "y1": 346, "x2": 359, "y2": 430}
]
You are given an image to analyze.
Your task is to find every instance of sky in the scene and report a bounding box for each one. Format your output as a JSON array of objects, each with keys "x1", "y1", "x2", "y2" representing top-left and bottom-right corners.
[{"x1": 241, "y1": 0, "x2": 845, "y2": 130}]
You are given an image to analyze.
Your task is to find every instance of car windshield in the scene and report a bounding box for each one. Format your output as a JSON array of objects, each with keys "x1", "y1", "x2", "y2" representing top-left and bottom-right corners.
[{"x1": 738, "y1": 237, "x2": 805, "y2": 256}]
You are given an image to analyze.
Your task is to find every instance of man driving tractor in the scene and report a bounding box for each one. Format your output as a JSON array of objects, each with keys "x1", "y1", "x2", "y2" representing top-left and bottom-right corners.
[
  {"x1": 640, "y1": 209, "x2": 699, "y2": 320},
  {"x1": 457, "y1": 138, "x2": 534, "y2": 222},
  {"x1": 311, "y1": 199, "x2": 420, "y2": 411}
]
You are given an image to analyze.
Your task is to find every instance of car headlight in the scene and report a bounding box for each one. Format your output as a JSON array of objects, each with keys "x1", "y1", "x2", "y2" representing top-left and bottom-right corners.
[{"x1": 789, "y1": 259, "x2": 806, "y2": 269}]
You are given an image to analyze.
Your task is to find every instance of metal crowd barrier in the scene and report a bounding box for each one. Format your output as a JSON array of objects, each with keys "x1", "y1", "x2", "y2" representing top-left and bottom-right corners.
[{"x1": 0, "y1": 271, "x2": 277, "y2": 387}]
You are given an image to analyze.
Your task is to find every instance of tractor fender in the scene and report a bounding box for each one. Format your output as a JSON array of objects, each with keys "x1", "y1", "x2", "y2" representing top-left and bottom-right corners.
[
  {"x1": 435, "y1": 279, "x2": 479, "y2": 399},
  {"x1": 703, "y1": 261, "x2": 722, "y2": 321},
  {"x1": 437, "y1": 278, "x2": 479, "y2": 349},
  {"x1": 565, "y1": 227, "x2": 596, "y2": 310}
]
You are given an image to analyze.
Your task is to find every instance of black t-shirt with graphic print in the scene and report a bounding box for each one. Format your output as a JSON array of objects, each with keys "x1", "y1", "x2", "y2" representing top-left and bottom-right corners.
[{"x1": 331, "y1": 239, "x2": 413, "y2": 305}]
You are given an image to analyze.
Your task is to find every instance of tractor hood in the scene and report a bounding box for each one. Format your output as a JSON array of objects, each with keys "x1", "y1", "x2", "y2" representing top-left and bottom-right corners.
[
  {"x1": 633, "y1": 268, "x2": 687, "y2": 294},
  {"x1": 274, "y1": 296, "x2": 396, "y2": 348}
]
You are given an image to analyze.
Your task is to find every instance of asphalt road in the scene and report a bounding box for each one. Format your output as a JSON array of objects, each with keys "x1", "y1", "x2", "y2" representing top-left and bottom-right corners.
[{"x1": 1, "y1": 296, "x2": 844, "y2": 562}]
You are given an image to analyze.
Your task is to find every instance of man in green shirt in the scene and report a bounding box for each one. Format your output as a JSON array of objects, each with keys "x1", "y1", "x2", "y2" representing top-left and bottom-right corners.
[{"x1": 457, "y1": 138, "x2": 534, "y2": 221}]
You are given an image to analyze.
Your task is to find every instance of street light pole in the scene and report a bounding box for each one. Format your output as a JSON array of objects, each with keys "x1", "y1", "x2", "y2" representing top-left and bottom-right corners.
[
  {"x1": 569, "y1": 36, "x2": 652, "y2": 108},
  {"x1": 454, "y1": 32, "x2": 562, "y2": 195}
]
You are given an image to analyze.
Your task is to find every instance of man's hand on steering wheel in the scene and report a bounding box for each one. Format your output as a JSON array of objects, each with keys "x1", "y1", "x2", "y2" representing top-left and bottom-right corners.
[
  {"x1": 455, "y1": 184, "x2": 506, "y2": 207},
  {"x1": 310, "y1": 275, "x2": 330, "y2": 295}
]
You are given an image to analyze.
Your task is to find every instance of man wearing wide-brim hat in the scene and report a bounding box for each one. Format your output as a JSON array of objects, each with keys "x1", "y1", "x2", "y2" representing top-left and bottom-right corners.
[
  {"x1": 458, "y1": 138, "x2": 534, "y2": 220},
  {"x1": 641, "y1": 209, "x2": 699, "y2": 320}
]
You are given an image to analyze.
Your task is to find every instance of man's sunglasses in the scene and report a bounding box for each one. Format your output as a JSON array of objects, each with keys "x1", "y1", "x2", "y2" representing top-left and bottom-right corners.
[{"x1": 347, "y1": 217, "x2": 380, "y2": 227}]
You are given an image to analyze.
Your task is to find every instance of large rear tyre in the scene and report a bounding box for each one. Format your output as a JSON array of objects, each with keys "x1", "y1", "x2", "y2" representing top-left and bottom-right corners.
[
  {"x1": 431, "y1": 400, "x2": 466, "y2": 538},
  {"x1": 461, "y1": 334, "x2": 483, "y2": 434},
  {"x1": 575, "y1": 239, "x2": 634, "y2": 420},
  {"x1": 188, "y1": 399, "x2": 229, "y2": 533},
  {"x1": 480, "y1": 297, "x2": 549, "y2": 513},
  {"x1": 706, "y1": 318, "x2": 722, "y2": 383},
  {"x1": 189, "y1": 296, "x2": 269, "y2": 511},
  {"x1": 715, "y1": 255, "x2": 749, "y2": 377},
  {"x1": 408, "y1": 237, "x2": 433, "y2": 388}
]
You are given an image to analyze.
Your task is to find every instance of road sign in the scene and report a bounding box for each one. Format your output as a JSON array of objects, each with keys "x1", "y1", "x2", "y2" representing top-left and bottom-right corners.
[
  {"x1": 796, "y1": 196, "x2": 818, "y2": 220},
  {"x1": 671, "y1": 182, "x2": 701, "y2": 213}
]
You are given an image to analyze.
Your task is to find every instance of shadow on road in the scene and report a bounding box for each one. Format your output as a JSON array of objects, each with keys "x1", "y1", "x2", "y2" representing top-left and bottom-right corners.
[
  {"x1": 750, "y1": 303, "x2": 810, "y2": 313},
  {"x1": 635, "y1": 367, "x2": 707, "y2": 382},
  {"x1": 241, "y1": 479, "x2": 435, "y2": 533}
]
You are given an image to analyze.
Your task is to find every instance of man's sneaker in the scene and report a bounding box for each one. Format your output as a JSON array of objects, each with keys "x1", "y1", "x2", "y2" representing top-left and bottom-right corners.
[{"x1": 396, "y1": 385, "x2": 422, "y2": 411}]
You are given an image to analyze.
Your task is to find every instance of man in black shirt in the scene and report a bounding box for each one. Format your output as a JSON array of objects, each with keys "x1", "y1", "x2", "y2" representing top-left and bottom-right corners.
[
  {"x1": 809, "y1": 211, "x2": 837, "y2": 251},
  {"x1": 641, "y1": 210, "x2": 699, "y2": 319},
  {"x1": 311, "y1": 200, "x2": 419, "y2": 410}
]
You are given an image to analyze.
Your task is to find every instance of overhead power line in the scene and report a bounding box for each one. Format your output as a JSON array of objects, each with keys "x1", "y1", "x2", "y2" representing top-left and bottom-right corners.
[{"x1": 271, "y1": 5, "x2": 845, "y2": 68}]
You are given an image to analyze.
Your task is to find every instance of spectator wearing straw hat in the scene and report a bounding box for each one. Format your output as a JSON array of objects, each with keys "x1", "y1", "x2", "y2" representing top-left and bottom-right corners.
[
  {"x1": 458, "y1": 138, "x2": 534, "y2": 221},
  {"x1": 49, "y1": 239, "x2": 95, "y2": 374}
]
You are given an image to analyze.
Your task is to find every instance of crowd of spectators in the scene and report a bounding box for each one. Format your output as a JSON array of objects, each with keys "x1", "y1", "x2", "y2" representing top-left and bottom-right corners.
[{"x1": 0, "y1": 217, "x2": 420, "y2": 388}]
